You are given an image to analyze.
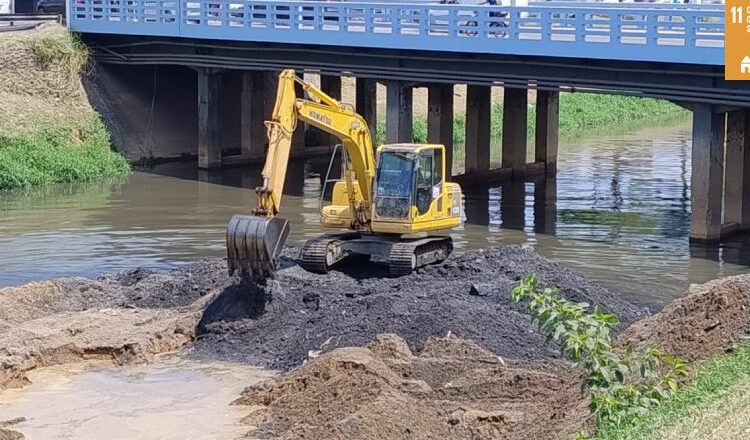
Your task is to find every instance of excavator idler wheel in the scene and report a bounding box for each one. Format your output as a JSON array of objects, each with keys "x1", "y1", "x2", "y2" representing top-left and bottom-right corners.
[{"x1": 226, "y1": 215, "x2": 290, "y2": 281}]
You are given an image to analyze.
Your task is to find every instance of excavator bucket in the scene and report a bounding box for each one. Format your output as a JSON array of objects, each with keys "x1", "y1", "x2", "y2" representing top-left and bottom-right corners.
[{"x1": 226, "y1": 215, "x2": 290, "y2": 281}]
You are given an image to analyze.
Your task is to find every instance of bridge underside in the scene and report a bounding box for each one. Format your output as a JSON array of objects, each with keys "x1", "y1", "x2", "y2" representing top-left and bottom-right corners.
[
  {"x1": 82, "y1": 35, "x2": 750, "y2": 242},
  {"x1": 86, "y1": 35, "x2": 747, "y2": 106}
]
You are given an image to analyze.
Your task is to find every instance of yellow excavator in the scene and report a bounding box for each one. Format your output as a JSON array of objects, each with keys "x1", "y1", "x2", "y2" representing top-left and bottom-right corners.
[{"x1": 226, "y1": 69, "x2": 463, "y2": 279}]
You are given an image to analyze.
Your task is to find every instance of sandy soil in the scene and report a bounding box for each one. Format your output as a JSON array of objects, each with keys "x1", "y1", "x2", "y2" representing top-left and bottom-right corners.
[
  {"x1": 236, "y1": 334, "x2": 590, "y2": 440},
  {"x1": 0, "y1": 260, "x2": 230, "y2": 391},
  {"x1": 617, "y1": 274, "x2": 750, "y2": 363},
  {"x1": 2, "y1": 248, "x2": 749, "y2": 440},
  {"x1": 0, "y1": 419, "x2": 23, "y2": 440},
  {"x1": 229, "y1": 267, "x2": 750, "y2": 440}
]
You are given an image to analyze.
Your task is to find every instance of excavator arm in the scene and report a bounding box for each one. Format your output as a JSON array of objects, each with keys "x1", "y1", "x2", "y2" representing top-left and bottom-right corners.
[{"x1": 227, "y1": 69, "x2": 377, "y2": 280}]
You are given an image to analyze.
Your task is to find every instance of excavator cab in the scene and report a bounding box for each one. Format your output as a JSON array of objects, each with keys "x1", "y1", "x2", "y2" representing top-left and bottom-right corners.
[{"x1": 371, "y1": 144, "x2": 462, "y2": 235}]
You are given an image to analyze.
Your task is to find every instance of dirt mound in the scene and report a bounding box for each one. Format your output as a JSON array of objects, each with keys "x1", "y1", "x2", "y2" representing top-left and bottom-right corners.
[
  {"x1": 0, "y1": 24, "x2": 91, "y2": 135},
  {"x1": 0, "y1": 260, "x2": 230, "y2": 390},
  {"x1": 235, "y1": 334, "x2": 590, "y2": 440},
  {"x1": 0, "y1": 419, "x2": 24, "y2": 440},
  {"x1": 617, "y1": 274, "x2": 750, "y2": 362},
  {"x1": 194, "y1": 246, "x2": 646, "y2": 371},
  {"x1": 0, "y1": 429, "x2": 23, "y2": 440}
]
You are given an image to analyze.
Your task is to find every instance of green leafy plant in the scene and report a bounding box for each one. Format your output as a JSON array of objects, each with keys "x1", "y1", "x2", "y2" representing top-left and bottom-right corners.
[{"x1": 511, "y1": 275, "x2": 687, "y2": 432}]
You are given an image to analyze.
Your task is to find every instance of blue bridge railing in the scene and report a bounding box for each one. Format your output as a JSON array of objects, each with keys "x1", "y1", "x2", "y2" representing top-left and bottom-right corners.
[{"x1": 67, "y1": 1, "x2": 725, "y2": 66}]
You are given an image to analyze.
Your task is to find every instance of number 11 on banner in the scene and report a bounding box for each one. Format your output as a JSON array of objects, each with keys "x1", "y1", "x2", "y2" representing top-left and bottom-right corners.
[{"x1": 726, "y1": 0, "x2": 750, "y2": 80}]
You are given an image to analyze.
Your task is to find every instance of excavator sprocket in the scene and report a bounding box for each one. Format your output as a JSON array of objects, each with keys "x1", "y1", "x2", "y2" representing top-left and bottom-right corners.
[{"x1": 226, "y1": 214, "x2": 290, "y2": 281}]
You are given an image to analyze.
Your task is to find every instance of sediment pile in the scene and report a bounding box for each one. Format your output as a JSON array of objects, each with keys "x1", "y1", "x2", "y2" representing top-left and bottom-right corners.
[
  {"x1": 617, "y1": 274, "x2": 750, "y2": 362},
  {"x1": 0, "y1": 260, "x2": 229, "y2": 390},
  {"x1": 0, "y1": 419, "x2": 24, "y2": 440},
  {"x1": 235, "y1": 334, "x2": 591, "y2": 440},
  {"x1": 193, "y1": 245, "x2": 647, "y2": 371},
  {"x1": 2, "y1": 244, "x2": 749, "y2": 440},
  {"x1": 233, "y1": 262, "x2": 750, "y2": 440}
]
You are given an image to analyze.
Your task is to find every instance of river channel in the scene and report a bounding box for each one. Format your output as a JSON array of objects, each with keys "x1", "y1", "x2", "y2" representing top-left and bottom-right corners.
[{"x1": 1, "y1": 122, "x2": 748, "y2": 308}]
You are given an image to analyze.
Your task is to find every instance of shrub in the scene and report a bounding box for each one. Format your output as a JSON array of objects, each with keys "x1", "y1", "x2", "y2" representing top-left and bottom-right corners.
[{"x1": 511, "y1": 275, "x2": 687, "y2": 433}]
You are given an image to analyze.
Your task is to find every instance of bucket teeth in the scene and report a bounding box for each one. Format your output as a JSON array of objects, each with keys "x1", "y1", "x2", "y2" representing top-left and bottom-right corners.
[{"x1": 226, "y1": 215, "x2": 290, "y2": 281}]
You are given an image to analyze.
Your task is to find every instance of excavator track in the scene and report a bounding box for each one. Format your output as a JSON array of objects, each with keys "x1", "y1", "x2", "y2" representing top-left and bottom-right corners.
[
  {"x1": 388, "y1": 237, "x2": 453, "y2": 277},
  {"x1": 388, "y1": 243, "x2": 418, "y2": 277},
  {"x1": 300, "y1": 238, "x2": 331, "y2": 274},
  {"x1": 300, "y1": 233, "x2": 357, "y2": 274}
]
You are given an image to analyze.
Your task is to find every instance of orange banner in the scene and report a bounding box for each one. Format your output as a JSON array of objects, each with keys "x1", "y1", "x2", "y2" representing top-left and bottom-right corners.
[{"x1": 726, "y1": 0, "x2": 750, "y2": 80}]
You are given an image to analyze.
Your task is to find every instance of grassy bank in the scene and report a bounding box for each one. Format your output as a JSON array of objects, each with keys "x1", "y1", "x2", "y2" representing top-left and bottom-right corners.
[
  {"x1": 597, "y1": 342, "x2": 750, "y2": 440},
  {"x1": 0, "y1": 25, "x2": 129, "y2": 190},
  {"x1": 374, "y1": 93, "x2": 688, "y2": 153}
]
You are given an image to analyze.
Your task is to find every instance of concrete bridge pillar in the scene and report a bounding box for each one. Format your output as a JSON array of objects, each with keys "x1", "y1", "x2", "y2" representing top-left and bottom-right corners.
[
  {"x1": 534, "y1": 174, "x2": 557, "y2": 235},
  {"x1": 356, "y1": 77, "x2": 378, "y2": 145},
  {"x1": 386, "y1": 81, "x2": 413, "y2": 143},
  {"x1": 725, "y1": 109, "x2": 750, "y2": 231},
  {"x1": 320, "y1": 74, "x2": 342, "y2": 101},
  {"x1": 501, "y1": 181, "x2": 526, "y2": 230},
  {"x1": 535, "y1": 90, "x2": 559, "y2": 169},
  {"x1": 464, "y1": 84, "x2": 491, "y2": 176},
  {"x1": 198, "y1": 68, "x2": 222, "y2": 169},
  {"x1": 240, "y1": 71, "x2": 266, "y2": 161},
  {"x1": 502, "y1": 87, "x2": 528, "y2": 170},
  {"x1": 292, "y1": 74, "x2": 306, "y2": 153},
  {"x1": 320, "y1": 75, "x2": 342, "y2": 147},
  {"x1": 427, "y1": 83, "x2": 454, "y2": 177},
  {"x1": 690, "y1": 104, "x2": 725, "y2": 241}
]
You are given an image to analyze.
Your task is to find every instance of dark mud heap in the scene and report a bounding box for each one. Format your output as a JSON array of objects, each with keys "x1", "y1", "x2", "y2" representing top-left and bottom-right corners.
[{"x1": 193, "y1": 246, "x2": 647, "y2": 371}]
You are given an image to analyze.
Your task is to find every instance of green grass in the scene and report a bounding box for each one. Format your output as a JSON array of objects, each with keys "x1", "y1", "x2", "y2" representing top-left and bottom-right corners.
[
  {"x1": 0, "y1": 25, "x2": 130, "y2": 190},
  {"x1": 596, "y1": 342, "x2": 750, "y2": 440},
  {"x1": 0, "y1": 116, "x2": 130, "y2": 190},
  {"x1": 23, "y1": 31, "x2": 89, "y2": 79},
  {"x1": 374, "y1": 93, "x2": 688, "y2": 154}
]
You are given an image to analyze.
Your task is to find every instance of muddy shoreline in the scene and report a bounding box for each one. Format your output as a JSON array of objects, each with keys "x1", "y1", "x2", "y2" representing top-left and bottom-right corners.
[{"x1": 2, "y1": 246, "x2": 749, "y2": 439}]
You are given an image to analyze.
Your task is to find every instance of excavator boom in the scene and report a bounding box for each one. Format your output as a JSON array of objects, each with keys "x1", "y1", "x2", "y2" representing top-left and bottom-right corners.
[{"x1": 226, "y1": 70, "x2": 376, "y2": 280}]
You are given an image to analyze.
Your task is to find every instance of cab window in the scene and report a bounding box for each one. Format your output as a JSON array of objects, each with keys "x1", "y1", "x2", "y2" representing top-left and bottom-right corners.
[{"x1": 415, "y1": 152, "x2": 433, "y2": 215}]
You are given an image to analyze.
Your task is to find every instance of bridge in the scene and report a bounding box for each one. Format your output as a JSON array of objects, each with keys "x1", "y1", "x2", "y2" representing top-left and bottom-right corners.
[{"x1": 67, "y1": 1, "x2": 749, "y2": 242}]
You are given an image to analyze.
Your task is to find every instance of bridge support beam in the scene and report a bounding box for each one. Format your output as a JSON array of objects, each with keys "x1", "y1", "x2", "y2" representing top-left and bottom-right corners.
[
  {"x1": 198, "y1": 68, "x2": 222, "y2": 169},
  {"x1": 501, "y1": 181, "x2": 526, "y2": 230},
  {"x1": 464, "y1": 84, "x2": 491, "y2": 176},
  {"x1": 690, "y1": 104, "x2": 725, "y2": 241},
  {"x1": 427, "y1": 83, "x2": 454, "y2": 177},
  {"x1": 321, "y1": 75, "x2": 342, "y2": 147},
  {"x1": 725, "y1": 109, "x2": 750, "y2": 231},
  {"x1": 292, "y1": 73, "x2": 306, "y2": 153},
  {"x1": 502, "y1": 88, "x2": 528, "y2": 170},
  {"x1": 240, "y1": 71, "x2": 265, "y2": 161},
  {"x1": 534, "y1": 174, "x2": 557, "y2": 235},
  {"x1": 356, "y1": 77, "x2": 378, "y2": 145},
  {"x1": 386, "y1": 81, "x2": 413, "y2": 143},
  {"x1": 535, "y1": 90, "x2": 559, "y2": 170}
]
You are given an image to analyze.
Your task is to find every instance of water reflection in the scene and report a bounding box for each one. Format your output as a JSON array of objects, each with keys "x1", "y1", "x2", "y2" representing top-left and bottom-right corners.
[{"x1": 0, "y1": 124, "x2": 748, "y2": 307}]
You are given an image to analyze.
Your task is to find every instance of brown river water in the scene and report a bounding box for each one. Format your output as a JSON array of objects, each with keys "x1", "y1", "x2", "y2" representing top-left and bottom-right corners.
[
  {"x1": 1, "y1": 123, "x2": 748, "y2": 306},
  {"x1": 1, "y1": 123, "x2": 749, "y2": 438}
]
